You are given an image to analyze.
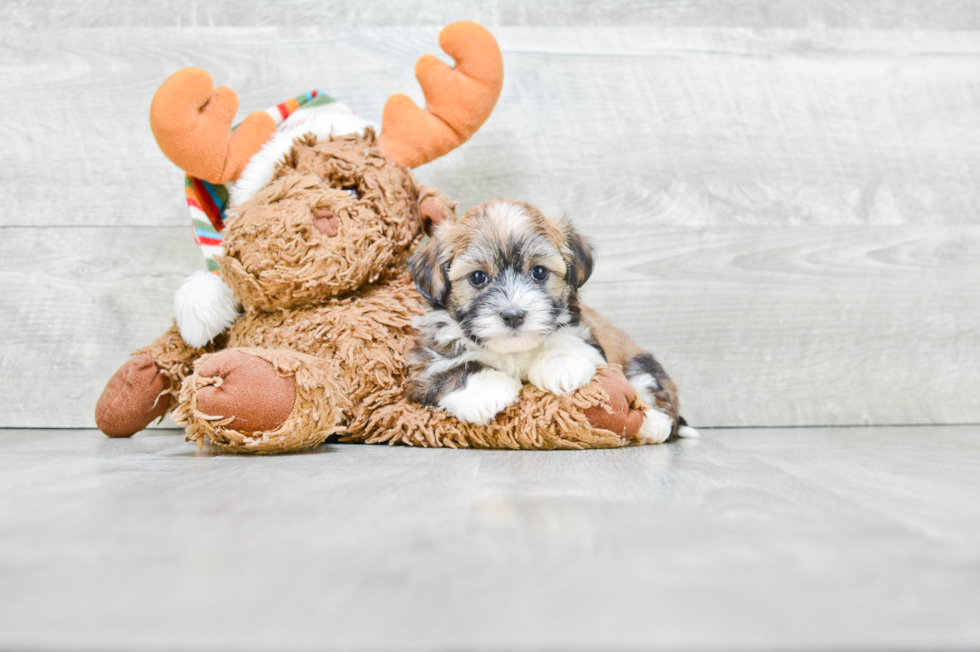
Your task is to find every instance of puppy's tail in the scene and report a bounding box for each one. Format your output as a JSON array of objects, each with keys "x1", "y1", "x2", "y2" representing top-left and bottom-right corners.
[
  {"x1": 579, "y1": 303, "x2": 697, "y2": 442},
  {"x1": 623, "y1": 351, "x2": 697, "y2": 442},
  {"x1": 676, "y1": 415, "x2": 700, "y2": 439}
]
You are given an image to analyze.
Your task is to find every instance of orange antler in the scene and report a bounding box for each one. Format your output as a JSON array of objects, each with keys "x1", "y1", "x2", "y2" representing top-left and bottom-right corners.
[
  {"x1": 380, "y1": 21, "x2": 504, "y2": 169},
  {"x1": 149, "y1": 68, "x2": 276, "y2": 184}
]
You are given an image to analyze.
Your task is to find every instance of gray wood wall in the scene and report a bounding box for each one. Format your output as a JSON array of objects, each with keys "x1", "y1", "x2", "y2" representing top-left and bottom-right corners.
[{"x1": 2, "y1": 1, "x2": 978, "y2": 430}]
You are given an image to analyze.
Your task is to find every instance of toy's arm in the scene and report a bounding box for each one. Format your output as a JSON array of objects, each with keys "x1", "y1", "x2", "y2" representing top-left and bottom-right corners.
[
  {"x1": 355, "y1": 367, "x2": 646, "y2": 449},
  {"x1": 95, "y1": 322, "x2": 225, "y2": 437},
  {"x1": 149, "y1": 68, "x2": 276, "y2": 183}
]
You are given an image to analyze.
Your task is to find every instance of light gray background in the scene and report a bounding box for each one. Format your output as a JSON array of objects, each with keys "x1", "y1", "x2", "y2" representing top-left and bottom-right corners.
[
  {"x1": 2, "y1": 2, "x2": 980, "y2": 650},
  {"x1": 3, "y1": 0, "x2": 978, "y2": 430}
]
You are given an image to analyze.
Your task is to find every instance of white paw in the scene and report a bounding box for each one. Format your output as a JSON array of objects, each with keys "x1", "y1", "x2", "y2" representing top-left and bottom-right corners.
[
  {"x1": 527, "y1": 351, "x2": 598, "y2": 396},
  {"x1": 438, "y1": 369, "x2": 522, "y2": 425},
  {"x1": 635, "y1": 409, "x2": 673, "y2": 445}
]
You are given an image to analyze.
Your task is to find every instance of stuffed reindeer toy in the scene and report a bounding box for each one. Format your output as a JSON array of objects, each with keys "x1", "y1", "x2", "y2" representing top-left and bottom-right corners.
[{"x1": 94, "y1": 22, "x2": 662, "y2": 452}]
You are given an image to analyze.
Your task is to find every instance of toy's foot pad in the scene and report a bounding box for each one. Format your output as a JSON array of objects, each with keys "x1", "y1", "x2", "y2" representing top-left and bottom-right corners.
[
  {"x1": 195, "y1": 350, "x2": 296, "y2": 432},
  {"x1": 584, "y1": 369, "x2": 645, "y2": 439},
  {"x1": 95, "y1": 354, "x2": 171, "y2": 437}
]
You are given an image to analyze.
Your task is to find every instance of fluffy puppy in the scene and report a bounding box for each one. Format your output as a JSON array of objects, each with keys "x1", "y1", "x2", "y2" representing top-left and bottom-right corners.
[{"x1": 406, "y1": 199, "x2": 696, "y2": 444}]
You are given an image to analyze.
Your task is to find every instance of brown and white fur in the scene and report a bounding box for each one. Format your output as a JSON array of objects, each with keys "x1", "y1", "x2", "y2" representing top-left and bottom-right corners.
[{"x1": 406, "y1": 199, "x2": 696, "y2": 443}]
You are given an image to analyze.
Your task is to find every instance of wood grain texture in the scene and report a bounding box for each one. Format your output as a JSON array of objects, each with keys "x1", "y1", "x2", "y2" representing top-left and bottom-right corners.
[
  {"x1": 0, "y1": 227, "x2": 198, "y2": 429},
  {"x1": 583, "y1": 225, "x2": 980, "y2": 426},
  {"x1": 3, "y1": 26, "x2": 980, "y2": 228},
  {"x1": 2, "y1": 425, "x2": 979, "y2": 649},
  {"x1": 6, "y1": 0, "x2": 980, "y2": 29},
  {"x1": 1, "y1": 225, "x2": 976, "y2": 428},
  {"x1": 1, "y1": 7, "x2": 978, "y2": 429}
]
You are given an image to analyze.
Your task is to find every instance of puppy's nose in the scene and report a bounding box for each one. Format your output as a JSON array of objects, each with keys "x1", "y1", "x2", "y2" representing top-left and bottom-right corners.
[
  {"x1": 501, "y1": 309, "x2": 526, "y2": 329},
  {"x1": 313, "y1": 210, "x2": 340, "y2": 237}
]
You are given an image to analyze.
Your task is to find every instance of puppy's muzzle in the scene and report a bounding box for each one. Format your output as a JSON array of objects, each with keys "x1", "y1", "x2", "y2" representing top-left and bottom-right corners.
[{"x1": 501, "y1": 308, "x2": 526, "y2": 329}]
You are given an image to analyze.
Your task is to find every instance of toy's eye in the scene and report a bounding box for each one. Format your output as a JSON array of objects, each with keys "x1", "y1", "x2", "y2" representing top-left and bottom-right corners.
[
  {"x1": 469, "y1": 271, "x2": 489, "y2": 287},
  {"x1": 342, "y1": 186, "x2": 360, "y2": 198},
  {"x1": 531, "y1": 266, "x2": 549, "y2": 282}
]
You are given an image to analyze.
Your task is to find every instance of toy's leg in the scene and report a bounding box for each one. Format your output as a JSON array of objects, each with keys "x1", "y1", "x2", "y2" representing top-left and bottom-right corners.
[
  {"x1": 173, "y1": 348, "x2": 349, "y2": 453},
  {"x1": 95, "y1": 322, "x2": 219, "y2": 437},
  {"x1": 579, "y1": 304, "x2": 695, "y2": 445},
  {"x1": 95, "y1": 354, "x2": 171, "y2": 437},
  {"x1": 355, "y1": 366, "x2": 645, "y2": 449},
  {"x1": 584, "y1": 369, "x2": 647, "y2": 438}
]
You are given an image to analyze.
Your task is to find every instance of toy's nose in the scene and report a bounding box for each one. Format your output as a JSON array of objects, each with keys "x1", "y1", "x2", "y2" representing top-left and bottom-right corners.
[
  {"x1": 313, "y1": 210, "x2": 340, "y2": 237},
  {"x1": 501, "y1": 308, "x2": 526, "y2": 329}
]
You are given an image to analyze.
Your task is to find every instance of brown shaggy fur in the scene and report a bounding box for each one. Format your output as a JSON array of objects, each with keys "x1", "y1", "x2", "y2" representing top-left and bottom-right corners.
[{"x1": 98, "y1": 132, "x2": 649, "y2": 453}]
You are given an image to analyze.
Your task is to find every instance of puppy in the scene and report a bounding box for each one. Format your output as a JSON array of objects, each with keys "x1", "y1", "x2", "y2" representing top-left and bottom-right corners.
[{"x1": 406, "y1": 199, "x2": 696, "y2": 444}]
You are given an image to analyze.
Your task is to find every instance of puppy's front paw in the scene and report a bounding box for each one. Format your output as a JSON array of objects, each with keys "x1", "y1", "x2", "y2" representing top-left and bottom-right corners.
[
  {"x1": 438, "y1": 369, "x2": 522, "y2": 425},
  {"x1": 635, "y1": 409, "x2": 673, "y2": 445},
  {"x1": 527, "y1": 351, "x2": 598, "y2": 396}
]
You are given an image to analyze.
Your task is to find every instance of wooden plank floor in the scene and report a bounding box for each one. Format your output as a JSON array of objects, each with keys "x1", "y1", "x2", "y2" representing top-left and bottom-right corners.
[{"x1": 2, "y1": 425, "x2": 979, "y2": 650}]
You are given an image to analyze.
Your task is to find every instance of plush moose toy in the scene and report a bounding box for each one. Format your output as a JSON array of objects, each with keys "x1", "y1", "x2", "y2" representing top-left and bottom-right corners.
[{"x1": 94, "y1": 22, "x2": 657, "y2": 452}]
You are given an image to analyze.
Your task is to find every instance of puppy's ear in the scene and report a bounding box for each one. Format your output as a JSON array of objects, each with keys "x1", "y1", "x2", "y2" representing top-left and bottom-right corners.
[
  {"x1": 562, "y1": 221, "x2": 595, "y2": 290},
  {"x1": 410, "y1": 237, "x2": 450, "y2": 308}
]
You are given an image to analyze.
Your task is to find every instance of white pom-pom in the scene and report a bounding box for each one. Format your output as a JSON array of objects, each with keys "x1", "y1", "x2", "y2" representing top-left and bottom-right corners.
[{"x1": 174, "y1": 270, "x2": 240, "y2": 348}]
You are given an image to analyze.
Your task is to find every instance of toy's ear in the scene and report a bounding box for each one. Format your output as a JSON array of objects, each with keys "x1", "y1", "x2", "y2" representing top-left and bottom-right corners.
[
  {"x1": 418, "y1": 200, "x2": 446, "y2": 237},
  {"x1": 562, "y1": 220, "x2": 595, "y2": 290},
  {"x1": 380, "y1": 21, "x2": 503, "y2": 169},
  {"x1": 417, "y1": 185, "x2": 458, "y2": 237},
  {"x1": 150, "y1": 67, "x2": 276, "y2": 184},
  {"x1": 410, "y1": 236, "x2": 450, "y2": 309}
]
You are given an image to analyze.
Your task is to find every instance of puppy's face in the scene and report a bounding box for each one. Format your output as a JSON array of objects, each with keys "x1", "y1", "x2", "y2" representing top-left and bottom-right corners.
[{"x1": 411, "y1": 199, "x2": 594, "y2": 354}]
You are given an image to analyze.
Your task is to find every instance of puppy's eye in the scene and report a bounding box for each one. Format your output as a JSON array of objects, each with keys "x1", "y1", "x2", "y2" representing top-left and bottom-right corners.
[
  {"x1": 531, "y1": 266, "x2": 549, "y2": 282},
  {"x1": 342, "y1": 186, "x2": 360, "y2": 198},
  {"x1": 469, "y1": 271, "x2": 489, "y2": 287}
]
